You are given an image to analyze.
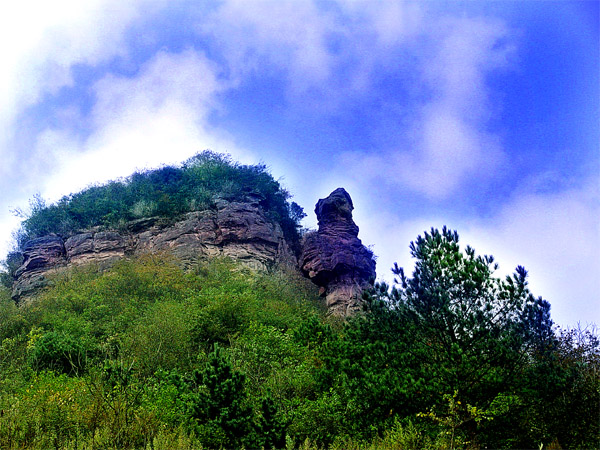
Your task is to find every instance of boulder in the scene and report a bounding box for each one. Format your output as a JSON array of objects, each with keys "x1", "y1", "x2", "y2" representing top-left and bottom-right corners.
[{"x1": 300, "y1": 188, "x2": 376, "y2": 316}]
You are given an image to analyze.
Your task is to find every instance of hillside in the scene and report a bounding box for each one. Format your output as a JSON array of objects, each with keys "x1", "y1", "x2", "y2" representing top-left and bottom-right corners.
[
  {"x1": 5, "y1": 154, "x2": 377, "y2": 317},
  {"x1": 0, "y1": 153, "x2": 598, "y2": 449},
  {"x1": 2, "y1": 152, "x2": 305, "y2": 295}
]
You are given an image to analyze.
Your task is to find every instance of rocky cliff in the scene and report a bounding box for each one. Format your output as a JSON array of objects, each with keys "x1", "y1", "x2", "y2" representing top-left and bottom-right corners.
[
  {"x1": 12, "y1": 196, "x2": 296, "y2": 300},
  {"x1": 12, "y1": 189, "x2": 376, "y2": 315},
  {"x1": 300, "y1": 188, "x2": 376, "y2": 316}
]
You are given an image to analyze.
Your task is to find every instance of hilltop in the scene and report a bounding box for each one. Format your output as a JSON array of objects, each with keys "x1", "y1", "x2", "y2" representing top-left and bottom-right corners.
[
  {"x1": 0, "y1": 152, "x2": 597, "y2": 450},
  {"x1": 3, "y1": 152, "x2": 376, "y2": 316}
]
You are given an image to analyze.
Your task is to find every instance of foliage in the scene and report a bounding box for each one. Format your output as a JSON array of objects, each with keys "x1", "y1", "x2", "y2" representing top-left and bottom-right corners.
[
  {"x1": 0, "y1": 230, "x2": 597, "y2": 449},
  {"x1": 390, "y1": 227, "x2": 553, "y2": 410},
  {"x1": 186, "y1": 343, "x2": 254, "y2": 448},
  {"x1": 28, "y1": 330, "x2": 88, "y2": 374},
  {"x1": 11, "y1": 151, "x2": 305, "y2": 253},
  {"x1": 308, "y1": 227, "x2": 598, "y2": 449},
  {"x1": 0, "y1": 251, "x2": 23, "y2": 289}
]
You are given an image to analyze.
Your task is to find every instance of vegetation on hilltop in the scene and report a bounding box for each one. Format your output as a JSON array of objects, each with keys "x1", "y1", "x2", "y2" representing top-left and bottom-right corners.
[
  {"x1": 0, "y1": 229, "x2": 597, "y2": 449},
  {"x1": 10, "y1": 151, "x2": 306, "y2": 252}
]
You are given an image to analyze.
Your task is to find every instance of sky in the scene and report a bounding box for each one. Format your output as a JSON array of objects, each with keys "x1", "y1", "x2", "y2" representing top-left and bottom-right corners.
[{"x1": 0, "y1": 0, "x2": 598, "y2": 329}]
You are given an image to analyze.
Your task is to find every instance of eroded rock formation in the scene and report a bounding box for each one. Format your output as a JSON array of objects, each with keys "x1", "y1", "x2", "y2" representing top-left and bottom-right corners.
[
  {"x1": 12, "y1": 189, "x2": 377, "y2": 316},
  {"x1": 300, "y1": 188, "x2": 376, "y2": 316},
  {"x1": 12, "y1": 196, "x2": 296, "y2": 300}
]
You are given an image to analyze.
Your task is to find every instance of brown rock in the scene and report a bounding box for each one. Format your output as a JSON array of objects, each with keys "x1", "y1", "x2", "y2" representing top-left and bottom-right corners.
[
  {"x1": 15, "y1": 236, "x2": 66, "y2": 276},
  {"x1": 12, "y1": 236, "x2": 67, "y2": 299},
  {"x1": 12, "y1": 196, "x2": 297, "y2": 301},
  {"x1": 300, "y1": 188, "x2": 376, "y2": 316}
]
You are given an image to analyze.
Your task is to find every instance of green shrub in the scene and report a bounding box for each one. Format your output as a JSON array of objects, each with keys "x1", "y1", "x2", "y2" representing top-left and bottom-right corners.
[
  {"x1": 0, "y1": 230, "x2": 597, "y2": 449},
  {"x1": 28, "y1": 331, "x2": 87, "y2": 374},
  {"x1": 0, "y1": 251, "x2": 23, "y2": 288},
  {"x1": 13, "y1": 151, "x2": 305, "y2": 253},
  {"x1": 185, "y1": 344, "x2": 254, "y2": 449}
]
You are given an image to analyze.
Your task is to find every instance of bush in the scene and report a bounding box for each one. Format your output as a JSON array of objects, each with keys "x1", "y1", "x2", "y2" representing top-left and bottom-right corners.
[
  {"x1": 13, "y1": 151, "x2": 305, "y2": 254},
  {"x1": 28, "y1": 331, "x2": 88, "y2": 374},
  {"x1": 0, "y1": 231, "x2": 597, "y2": 448}
]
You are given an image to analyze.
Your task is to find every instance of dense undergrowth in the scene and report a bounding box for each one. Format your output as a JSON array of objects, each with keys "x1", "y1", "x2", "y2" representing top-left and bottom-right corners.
[{"x1": 0, "y1": 236, "x2": 598, "y2": 449}]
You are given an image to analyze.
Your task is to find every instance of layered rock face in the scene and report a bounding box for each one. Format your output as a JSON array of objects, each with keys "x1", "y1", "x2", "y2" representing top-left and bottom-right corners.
[
  {"x1": 12, "y1": 196, "x2": 296, "y2": 300},
  {"x1": 12, "y1": 189, "x2": 377, "y2": 316},
  {"x1": 300, "y1": 188, "x2": 376, "y2": 316}
]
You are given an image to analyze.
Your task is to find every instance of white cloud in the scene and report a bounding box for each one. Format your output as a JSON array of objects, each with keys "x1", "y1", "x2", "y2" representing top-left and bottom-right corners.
[
  {"x1": 0, "y1": 46, "x2": 251, "y2": 258},
  {"x1": 461, "y1": 180, "x2": 600, "y2": 329},
  {"x1": 0, "y1": 0, "x2": 160, "y2": 165},
  {"x1": 201, "y1": 1, "x2": 515, "y2": 199},
  {"x1": 38, "y1": 49, "x2": 254, "y2": 201},
  {"x1": 91, "y1": 49, "x2": 225, "y2": 128},
  {"x1": 203, "y1": 0, "x2": 336, "y2": 89},
  {"x1": 340, "y1": 13, "x2": 513, "y2": 199}
]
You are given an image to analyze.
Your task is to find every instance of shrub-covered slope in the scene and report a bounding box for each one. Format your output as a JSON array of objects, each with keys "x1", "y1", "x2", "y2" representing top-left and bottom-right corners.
[
  {"x1": 0, "y1": 230, "x2": 598, "y2": 449},
  {"x1": 0, "y1": 255, "x2": 326, "y2": 449}
]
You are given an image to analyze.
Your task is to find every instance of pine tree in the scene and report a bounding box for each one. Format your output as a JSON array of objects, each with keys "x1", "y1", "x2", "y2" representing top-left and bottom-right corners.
[
  {"x1": 257, "y1": 392, "x2": 285, "y2": 449},
  {"x1": 188, "y1": 344, "x2": 253, "y2": 449}
]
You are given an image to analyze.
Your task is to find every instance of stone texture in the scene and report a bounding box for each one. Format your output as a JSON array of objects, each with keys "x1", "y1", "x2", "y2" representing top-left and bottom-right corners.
[
  {"x1": 12, "y1": 196, "x2": 296, "y2": 301},
  {"x1": 13, "y1": 236, "x2": 67, "y2": 299},
  {"x1": 11, "y1": 189, "x2": 377, "y2": 316},
  {"x1": 64, "y1": 232, "x2": 127, "y2": 267},
  {"x1": 300, "y1": 188, "x2": 376, "y2": 316}
]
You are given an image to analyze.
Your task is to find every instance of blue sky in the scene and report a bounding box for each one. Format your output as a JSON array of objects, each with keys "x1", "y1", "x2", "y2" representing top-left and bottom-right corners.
[{"x1": 0, "y1": 0, "x2": 598, "y2": 328}]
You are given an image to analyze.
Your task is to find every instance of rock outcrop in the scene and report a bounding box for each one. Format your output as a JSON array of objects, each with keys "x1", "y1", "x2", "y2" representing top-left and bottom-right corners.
[
  {"x1": 300, "y1": 188, "x2": 376, "y2": 316},
  {"x1": 12, "y1": 189, "x2": 377, "y2": 316},
  {"x1": 12, "y1": 196, "x2": 296, "y2": 300}
]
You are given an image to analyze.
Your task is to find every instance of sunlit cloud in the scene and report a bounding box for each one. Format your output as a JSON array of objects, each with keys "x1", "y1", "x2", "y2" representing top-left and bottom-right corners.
[
  {"x1": 340, "y1": 13, "x2": 513, "y2": 199},
  {"x1": 0, "y1": 0, "x2": 157, "y2": 150},
  {"x1": 37, "y1": 49, "x2": 254, "y2": 201}
]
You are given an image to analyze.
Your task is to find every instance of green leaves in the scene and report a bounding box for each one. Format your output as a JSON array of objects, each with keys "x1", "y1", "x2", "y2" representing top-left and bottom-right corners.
[
  {"x1": 13, "y1": 151, "x2": 304, "y2": 252},
  {"x1": 0, "y1": 228, "x2": 597, "y2": 448},
  {"x1": 28, "y1": 330, "x2": 88, "y2": 374},
  {"x1": 187, "y1": 343, "x2": 253, "y2": 448}
]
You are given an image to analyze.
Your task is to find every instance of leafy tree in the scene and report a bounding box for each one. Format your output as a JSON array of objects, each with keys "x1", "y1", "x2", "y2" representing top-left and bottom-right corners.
[
  {"x1": 312, "y1": 283, "x2": 434, "y2": 443},
  {"x1": 1, "y1": 225, "x2": 597, "y2": 449},
  {"x1": 512, "y1": 325, "x2": 600, "y2": 449}
]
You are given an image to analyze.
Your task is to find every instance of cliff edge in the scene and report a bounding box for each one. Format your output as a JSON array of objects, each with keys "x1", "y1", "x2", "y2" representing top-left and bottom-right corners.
[
  {"x1": 12, "y1": 195, "x2": 296, "y2": 300},
  {"x1": 12, "y1": 188, "x2": 376, "y2": 316}
]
